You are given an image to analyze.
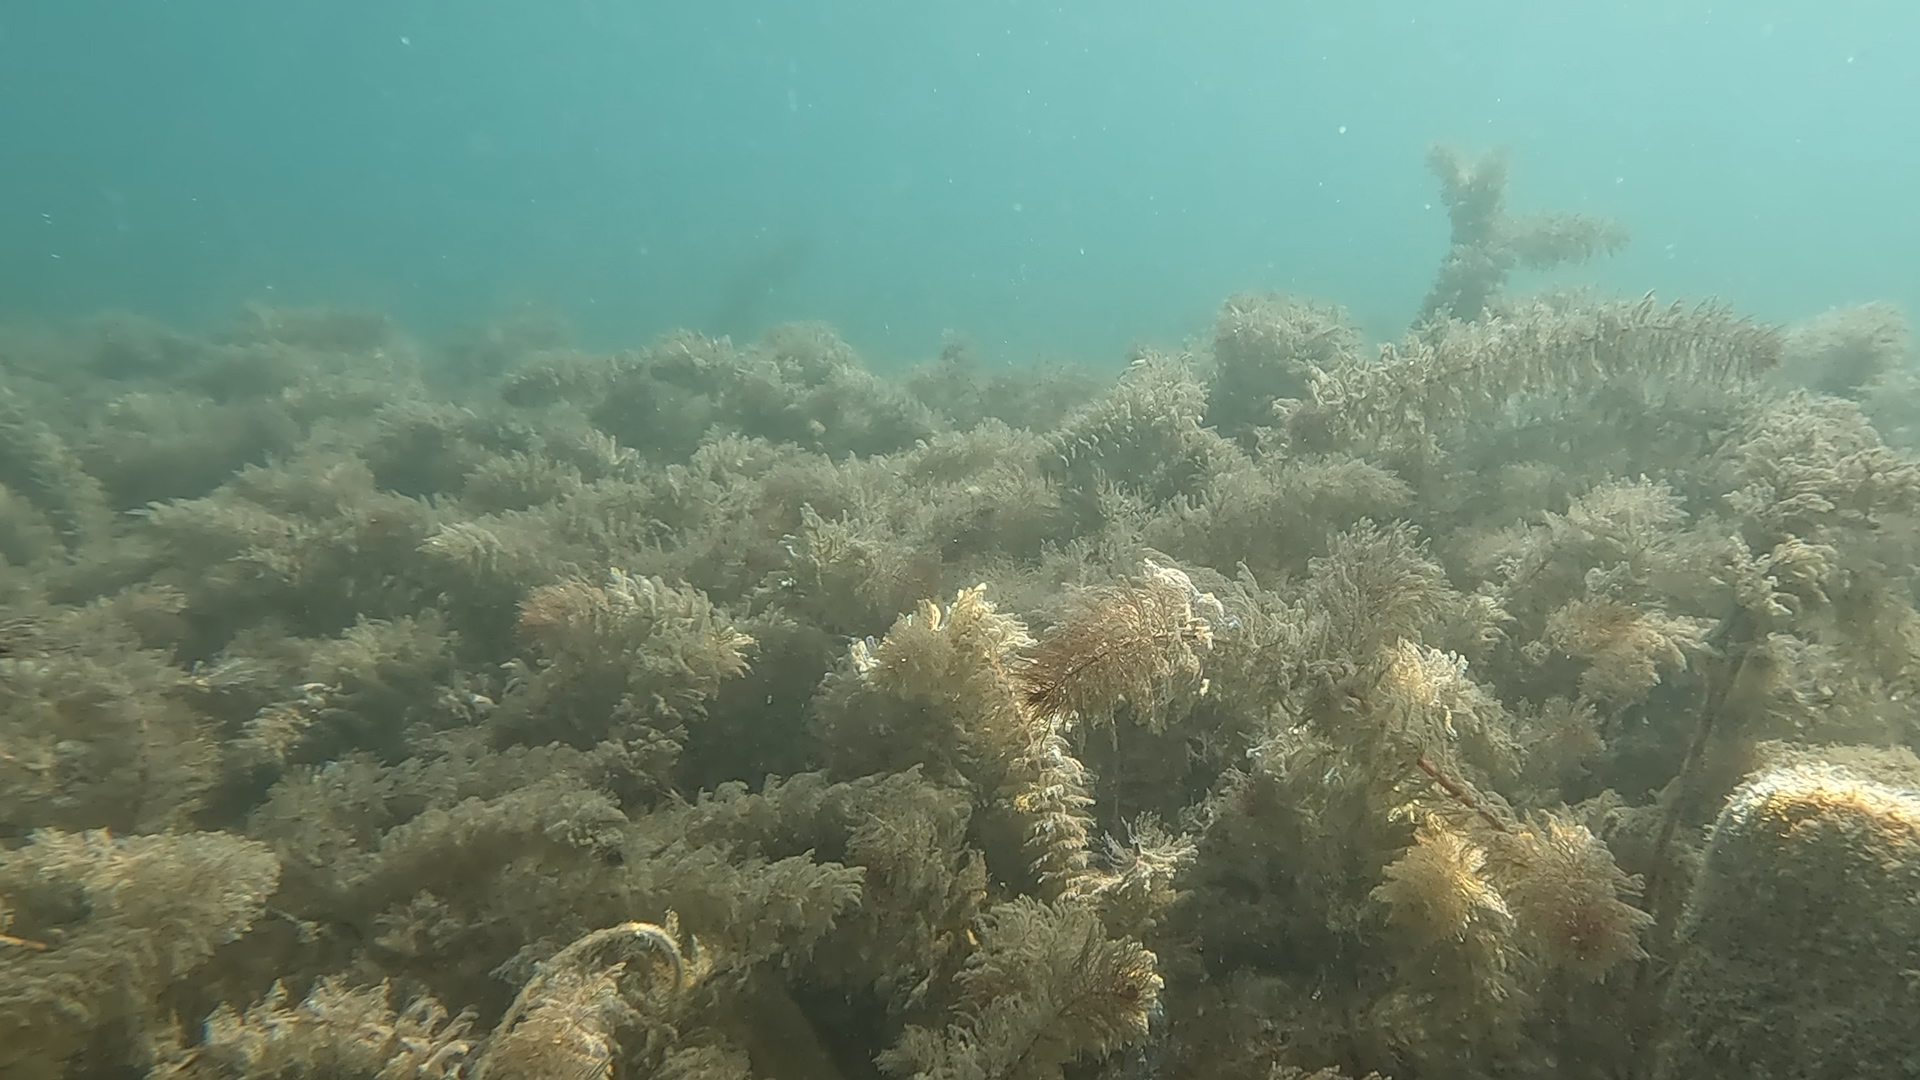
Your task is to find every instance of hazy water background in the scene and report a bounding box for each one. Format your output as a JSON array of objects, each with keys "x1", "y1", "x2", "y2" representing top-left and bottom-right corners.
[{"x1": 3, "y1": 0, "x2": 1914, "y2": 365}]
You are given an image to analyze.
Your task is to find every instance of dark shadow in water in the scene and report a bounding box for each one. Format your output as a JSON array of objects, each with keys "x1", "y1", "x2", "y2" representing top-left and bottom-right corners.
[{"x1": 705, "y1": 230, "x2": 818, "y2": 340}]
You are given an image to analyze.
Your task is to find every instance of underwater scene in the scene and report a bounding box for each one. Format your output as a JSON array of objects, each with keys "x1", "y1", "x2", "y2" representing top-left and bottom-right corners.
[{"x1": 5, "y1": 3, "x2": 1920, "y2": 1079}]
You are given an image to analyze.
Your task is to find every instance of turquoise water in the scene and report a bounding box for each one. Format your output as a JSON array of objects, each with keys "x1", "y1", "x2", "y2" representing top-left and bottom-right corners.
[{"x1": 4, "y1": 0, "x2": 1914, "y2": 360}]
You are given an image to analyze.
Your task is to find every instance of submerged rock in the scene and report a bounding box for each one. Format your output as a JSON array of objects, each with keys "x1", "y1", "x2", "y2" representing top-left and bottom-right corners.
[{"x1": 1657, "y1": 761, "x2": 1920, "y2": 1078}]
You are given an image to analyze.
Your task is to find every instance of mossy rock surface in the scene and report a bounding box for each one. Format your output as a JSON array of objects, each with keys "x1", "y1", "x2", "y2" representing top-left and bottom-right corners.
[{"x1": 1657, "y1": 761, "x2": 1920, "y2": 1078}]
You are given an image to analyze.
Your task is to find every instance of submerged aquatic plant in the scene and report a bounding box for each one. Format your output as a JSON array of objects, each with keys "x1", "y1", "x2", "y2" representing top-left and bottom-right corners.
[{"x1": 0, "y1": 143, "x2": 1910, "y2": 1080}]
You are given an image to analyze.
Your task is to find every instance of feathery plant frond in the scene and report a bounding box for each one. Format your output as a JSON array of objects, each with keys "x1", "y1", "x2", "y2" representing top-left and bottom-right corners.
[
  {"x1": 1487, "y1": 814, "x2": 1651, "y2": 981},
  {"x1": 1419, "y1": 144, "x2": 1629, "y2": 323},
  {"x1": 1290, "y1": 296, "x2": 1781, "y2": 456},
  {"x1": 153, "y1": 978, "x2": 475, "y2": 1080},
  {"x1": 879, "y1": 897, "x2": 1162, "y2": 1080},
  {"x1": 1020, "y1": 559, "x2": 1222, "y2": 730},
  {"x1": 1011, "y1": 715, "x2": 1098, "y2": 899},
  {"x1": 476, "y1": 916, "x2": 705, "y2": 1080},
  {"x1": 1304, "y1": 521, "x2": 1455, "y2": 659}
]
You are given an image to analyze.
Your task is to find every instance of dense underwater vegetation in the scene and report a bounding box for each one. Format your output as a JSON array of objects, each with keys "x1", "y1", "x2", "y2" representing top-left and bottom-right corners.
[{"x1": 3, "y1": 142, "x2": 1920, "y2": 1079}]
